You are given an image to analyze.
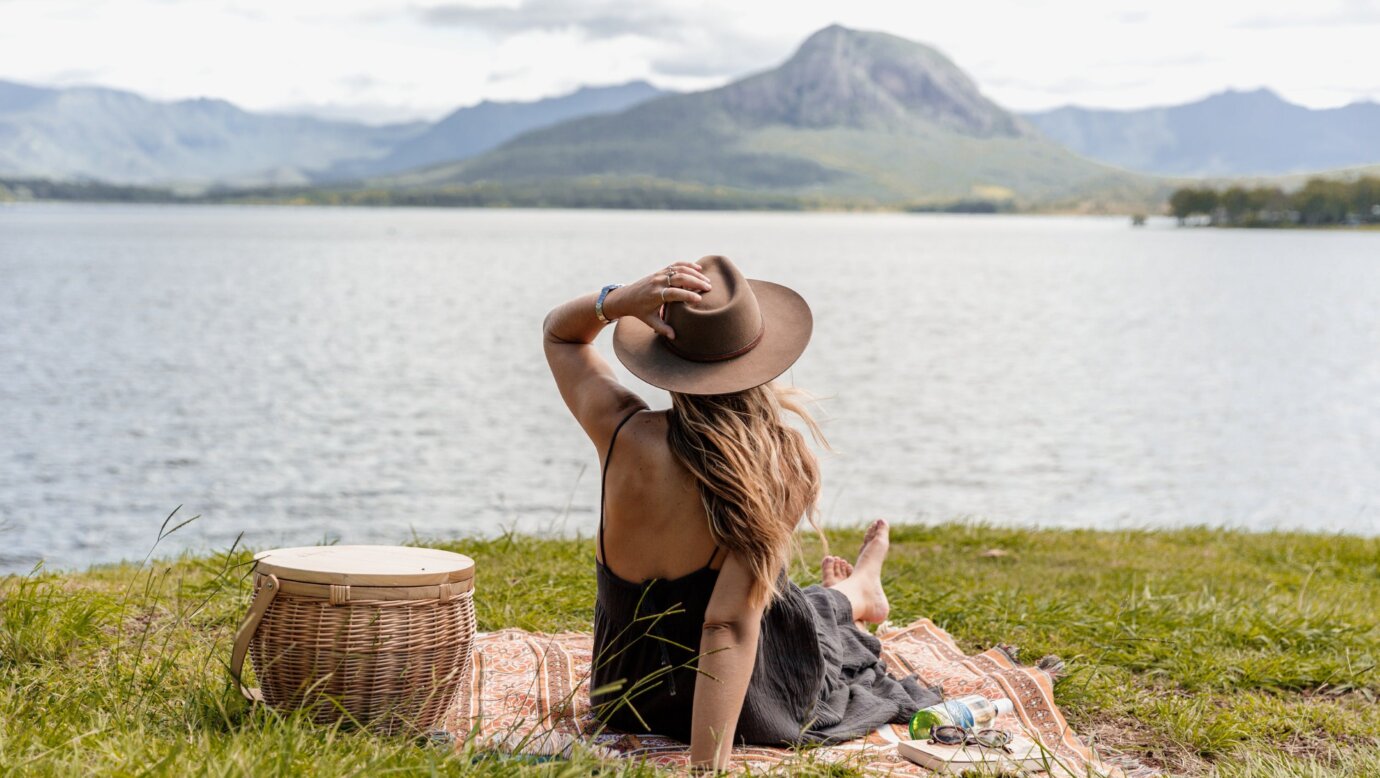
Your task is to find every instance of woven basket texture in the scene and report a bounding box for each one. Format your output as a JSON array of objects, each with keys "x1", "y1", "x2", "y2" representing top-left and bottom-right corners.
[{"x1": 248, "y1": 575, "x2": 475, "y2": 735}]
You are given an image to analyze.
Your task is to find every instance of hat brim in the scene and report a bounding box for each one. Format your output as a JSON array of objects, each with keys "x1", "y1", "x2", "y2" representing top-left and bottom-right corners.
[{"x1": 613, "y1": 279, "x2": 812, "y2": 395}]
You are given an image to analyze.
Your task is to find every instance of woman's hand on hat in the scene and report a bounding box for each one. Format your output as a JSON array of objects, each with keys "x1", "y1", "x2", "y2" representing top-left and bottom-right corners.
[{"x1": 606, "y1": 261, "x2": 712, "y2": 340}]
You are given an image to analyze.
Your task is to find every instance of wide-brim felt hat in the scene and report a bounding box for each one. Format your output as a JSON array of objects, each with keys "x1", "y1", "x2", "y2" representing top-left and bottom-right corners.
[{"x1": 613, "y1": 255, "x2": 812, "y2": 395}]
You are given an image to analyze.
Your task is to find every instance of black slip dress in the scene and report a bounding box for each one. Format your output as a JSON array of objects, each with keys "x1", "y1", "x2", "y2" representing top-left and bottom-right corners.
[{"x1": 589, "y1": 410, "x2": 940, "y2": 745}]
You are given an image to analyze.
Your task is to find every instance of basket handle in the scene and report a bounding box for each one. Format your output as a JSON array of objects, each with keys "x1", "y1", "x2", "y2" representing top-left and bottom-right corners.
[{"x1": 230, "y1": 574, "x2": 280, "y2": 703}]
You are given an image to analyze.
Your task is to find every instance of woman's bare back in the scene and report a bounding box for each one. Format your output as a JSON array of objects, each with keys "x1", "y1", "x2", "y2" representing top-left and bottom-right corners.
[{"x1": 598, "y1": 410, "x2": 723, "y2": 582}]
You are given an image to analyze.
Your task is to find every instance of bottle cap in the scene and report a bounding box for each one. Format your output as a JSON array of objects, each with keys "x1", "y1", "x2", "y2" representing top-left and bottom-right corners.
[{"x1": 995, "y1": 698, "x2": 1014, "y2": 716}]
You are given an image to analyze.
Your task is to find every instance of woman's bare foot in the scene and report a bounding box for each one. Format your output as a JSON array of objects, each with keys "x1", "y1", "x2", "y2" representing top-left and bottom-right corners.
[
  {"x1": 829, "y1": 520, "x2": 891, "y2": 624},
  {"x1": 820, "y1": 556, "x2": 854, "y2": 587}
]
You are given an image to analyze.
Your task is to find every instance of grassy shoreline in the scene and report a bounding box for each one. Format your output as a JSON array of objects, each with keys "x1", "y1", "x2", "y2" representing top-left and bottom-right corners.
[{"x1": 3, "y1": 523, "x2": 1377, "y2": 776}]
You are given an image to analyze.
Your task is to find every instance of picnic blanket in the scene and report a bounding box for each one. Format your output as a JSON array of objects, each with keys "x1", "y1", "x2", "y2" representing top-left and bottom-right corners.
[{"x1": 444, "y1": 618, "x2": 1159, "y2": 776}]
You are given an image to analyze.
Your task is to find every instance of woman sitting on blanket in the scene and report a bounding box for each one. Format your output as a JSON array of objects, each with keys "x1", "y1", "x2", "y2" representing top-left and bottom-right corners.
[{"x1": 543, "y1": 256, "x2": 939, "y2": 771}]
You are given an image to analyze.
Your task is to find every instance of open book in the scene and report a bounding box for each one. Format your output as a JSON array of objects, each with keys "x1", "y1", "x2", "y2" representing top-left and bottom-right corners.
[{"x1": 897, "y1": 734, "x2": 1057, "y2": 774}]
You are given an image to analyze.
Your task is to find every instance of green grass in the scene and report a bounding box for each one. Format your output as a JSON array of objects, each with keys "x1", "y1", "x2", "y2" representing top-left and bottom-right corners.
[{"x1": 2, "y1": 523, "x2": 1377, "y2": 776}]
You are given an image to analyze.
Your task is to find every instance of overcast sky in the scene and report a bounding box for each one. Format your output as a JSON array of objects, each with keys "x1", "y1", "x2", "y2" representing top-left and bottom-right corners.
[{"x1": 3, "y1": 0, "x2": 1379, "y2": 123}]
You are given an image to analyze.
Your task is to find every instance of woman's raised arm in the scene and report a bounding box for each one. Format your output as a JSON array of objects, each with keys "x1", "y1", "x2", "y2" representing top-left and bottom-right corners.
[{"x1": 542, "y1": 261, "x2": 711, "y2": 450}]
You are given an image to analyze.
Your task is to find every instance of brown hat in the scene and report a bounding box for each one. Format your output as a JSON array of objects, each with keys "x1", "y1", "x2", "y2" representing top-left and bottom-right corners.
[{"x1": 613, "y1": 255, "x2": 812, "y2": 395}]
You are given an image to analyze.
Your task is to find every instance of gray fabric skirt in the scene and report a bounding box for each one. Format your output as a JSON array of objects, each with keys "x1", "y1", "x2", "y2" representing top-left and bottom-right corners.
[{"x1": 735, "y1": 583, "x2": 942, "y2": 745}]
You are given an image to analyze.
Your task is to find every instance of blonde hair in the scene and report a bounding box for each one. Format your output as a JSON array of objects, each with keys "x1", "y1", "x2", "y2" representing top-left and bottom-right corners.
[{"x1": 667, "y1": 383, "x2": 827, "y2": 608}]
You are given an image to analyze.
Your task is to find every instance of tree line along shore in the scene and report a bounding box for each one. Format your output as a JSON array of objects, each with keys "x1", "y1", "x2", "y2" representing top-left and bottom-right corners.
[
  {"x1": 1, "y1": 523, "x2": 1377, "y2": 776},
  {"x1": 6, "y1": 173, "x2": 1380, "y2": 225},
  {"x1": 1168, "y1": 176, "x2": 1380, "y2": 227},
  {"x1": 0, "y1": 176, "x2": 1062, "y2": 212}
]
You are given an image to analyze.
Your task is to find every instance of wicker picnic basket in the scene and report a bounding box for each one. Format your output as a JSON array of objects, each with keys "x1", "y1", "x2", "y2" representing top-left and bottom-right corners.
[{"x1": 230, "y1": 545, "x2": 476, "y2": 735}]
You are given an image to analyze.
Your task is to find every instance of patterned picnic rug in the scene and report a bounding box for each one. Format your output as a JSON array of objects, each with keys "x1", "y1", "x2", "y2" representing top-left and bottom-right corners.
[{"x1": 445, "y1": 618, "x2": 1159, "y2": 776}]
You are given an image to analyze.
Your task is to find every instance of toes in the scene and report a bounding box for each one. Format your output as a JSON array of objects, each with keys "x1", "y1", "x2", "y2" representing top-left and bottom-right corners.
[
  {"x1": 865, "y1": 519, "x2": 889, "y2": 543},
  {"x1": 839, "y1": 559, "x2": 854, "y2": 577},
  {"x1": 856, "y1": 520, "x2": 890, "y2": 571},
  {"x1": 871, "y1": 519, "x2": 890, "y2": 545},
  {"x1": 821, "y1": 556, "x2": 839, "y2": 585}
]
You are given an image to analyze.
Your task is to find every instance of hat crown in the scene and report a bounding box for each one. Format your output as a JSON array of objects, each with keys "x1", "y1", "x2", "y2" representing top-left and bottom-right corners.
[
  {"x1": 612, "y1": 254, "x2": 812, "y2": 396},
  {"x1": 663, "y1": 256, "x2": 764, "y2": 362}
]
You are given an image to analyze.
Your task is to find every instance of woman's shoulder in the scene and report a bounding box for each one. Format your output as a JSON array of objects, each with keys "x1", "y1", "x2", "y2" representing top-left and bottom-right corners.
[
  {"x1": 606, "y1": 410, "x2": 695, "y2": 495},
  {"x1": 616, "y1": 408, "x2": 669, "y2": 447},
  {"x1": 602, "y1": 408, "x2": 671, "y2": 471}
]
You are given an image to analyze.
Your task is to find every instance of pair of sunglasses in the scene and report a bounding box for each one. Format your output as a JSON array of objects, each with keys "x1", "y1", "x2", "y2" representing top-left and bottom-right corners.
[{"x1": 929, "y1": 724, "x2": 1013, "y2": 752}]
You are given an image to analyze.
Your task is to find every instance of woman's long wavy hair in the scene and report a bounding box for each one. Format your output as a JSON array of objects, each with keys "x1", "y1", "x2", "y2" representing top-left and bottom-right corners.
[{"x1": 667, "y1": 382, "x2": 827, "y2": 609}]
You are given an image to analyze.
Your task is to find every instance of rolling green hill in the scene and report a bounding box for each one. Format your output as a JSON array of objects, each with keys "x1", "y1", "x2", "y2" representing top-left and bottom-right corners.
[{"x1": 377, "y1": 26, "x2": 1172, "y2": 211}]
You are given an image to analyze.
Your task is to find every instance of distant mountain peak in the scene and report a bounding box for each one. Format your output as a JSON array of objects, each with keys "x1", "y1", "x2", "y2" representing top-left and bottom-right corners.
[
  {"x1": 717, "y1": 24, "x2": 1023, "y2": 137},
  {"x1": 572, "y1": 80, "x2": 657, "y2": 95},
  {"x1": 386, "y1": 24, "x2": 1137, "y2": 207},
  {"x1": 1024, "y1": 87, "x2": 1380, "y2": 176},
  {"x1": 0, "y1": 76, "x2": 667, "y2": 185},
  {"x1": 471, "y1": 81, "x2": 661, "y2": 111},
  {"x1": 317, "y1": 79, "x2": 667, "y2": 181},
  {"x1": 1206, "y1": 87, "x2": 1287, "y2": 106},
  {"x1": 797, "y1": 22, "x2": 859, "y2": 46}
]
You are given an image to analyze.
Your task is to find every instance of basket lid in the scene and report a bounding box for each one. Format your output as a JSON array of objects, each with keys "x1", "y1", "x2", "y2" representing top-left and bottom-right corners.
[{"x1": 252, "y1": 545, "x2": 475, "y2": 586}]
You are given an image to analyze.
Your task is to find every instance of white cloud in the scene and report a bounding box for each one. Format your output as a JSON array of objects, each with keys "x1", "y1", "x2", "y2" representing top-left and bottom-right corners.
[
  {"x1": 414, "y1": 0, "x2": 685, "y2": 39},
  {"x1": 0, "y1": 0, "x2": 1376, "y2": 122}
]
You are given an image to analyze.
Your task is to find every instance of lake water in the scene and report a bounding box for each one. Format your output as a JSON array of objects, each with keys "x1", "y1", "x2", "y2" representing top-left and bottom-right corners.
[{"x1": 2, "y1": 203, "x2": 1377, "y2": 573}]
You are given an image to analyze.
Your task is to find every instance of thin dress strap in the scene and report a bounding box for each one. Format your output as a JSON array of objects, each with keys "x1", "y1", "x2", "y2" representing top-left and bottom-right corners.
[
  {"x1": 598, "y1": 409, "x2": 643, "y2": 565},
  {"x1": 706, "y1": 545, "x2": 726, "y2": 569}
]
